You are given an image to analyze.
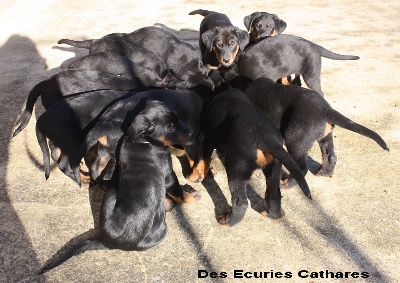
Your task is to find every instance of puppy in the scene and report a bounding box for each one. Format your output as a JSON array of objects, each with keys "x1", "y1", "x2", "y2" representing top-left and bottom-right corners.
[
  {"x1": 243, "y1": 11, "x2": 287, "y2": 43},
  {"x1": 13, "y1": 69, "x2": 140, "y2": 137},
  {"x1": 203, "y1": 88, "x2": 311, "y2": 226},
  {"x1": 70, "y1": 86, "x2": 214, "y2": 196},
  {"x1": 59, "y1": 36, "x2": 179, "y2": 85},
  {"x1": 243, "y1": 11, "x2": 300, "y2": 86},
  {"x1": 219, "y1": 34, "x2": 360, "y2": 96},
  {"x1": 68, "y1": 52, "x2": 186, "y2": 89},
  {"x1": 39, "y1": 100, "x2": 192, "y2": 273},
  {"x1": 189, "y1": 9, "x2": 249, "y2": 68},
  {"x1": 243, "y1": 77, "x2": 389, "y2": 186},
  {"x1": 59, "y1": 27, "x2": 214, "y2": 89}
]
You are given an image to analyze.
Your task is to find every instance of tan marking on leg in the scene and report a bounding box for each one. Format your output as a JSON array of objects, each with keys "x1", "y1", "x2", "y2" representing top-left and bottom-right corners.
[
  {"x1": 256, "y1": 149, "x2": 274, "y2": 167},
  {"x1": 324, "y1": 123, "x2": 333, "y2": 137},
  {"x1": 280, "y1": 77, "x2": 291, "y2": 85},
  {"x1": 98, "y1": 135, "x2": 107, "y2": 145}
]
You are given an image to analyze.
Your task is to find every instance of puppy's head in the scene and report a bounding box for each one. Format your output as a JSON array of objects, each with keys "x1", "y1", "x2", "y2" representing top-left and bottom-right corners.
[
  {"x1": 243, "y1": 12, "x2": 287, "y2": 42},
  {"x1": 126, "y1": 100, "x2": 193, "y2": 146},
  {"x1": 202, "y1": 26, "x2": 249, "y2": 67}
]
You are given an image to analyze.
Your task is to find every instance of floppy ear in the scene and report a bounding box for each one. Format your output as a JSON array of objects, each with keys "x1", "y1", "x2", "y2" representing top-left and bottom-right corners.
[
  {"x1": 235, "y1": 27, "x2": 250, "y2": 50},
  {"x1": 202, "y1": 28, "x2": 216, "y2": 51},
  {"x1": 272, "y1": 14, "x2": 287, "y2": 34},
  {"x1": 91, "y1": 140, "x2": 113, "y2": 180},
  {"x1": 243, "y1": 12, "x2": 260, "y2": 31},
  {"x1": 125, "y1": 113, "x2": 154, "y2": 142}
]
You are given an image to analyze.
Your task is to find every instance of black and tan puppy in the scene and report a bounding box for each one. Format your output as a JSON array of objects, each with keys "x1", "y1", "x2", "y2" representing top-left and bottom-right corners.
[
  {"x1": 71, "y1": 86, "x2": 214, "y2": 193},
  {"x1": 39, "y1": 100, "x2": 192, "y2": 274},
  {"x1": 68, "y1": 52, "x2": 186, "y2": 89},
  {"x1": 59, "y1": 27, "x2": 214, "y2": 89},
  {"x1": 203, "y1": 88, "x2": 311, "y2": 227},
  {"x1": 219, "y1": 34, "x2": 359, "y2": 96},
  {"x1": 243, "y1": 11, "x2": 287, "y2": 43},
  {"x1": 13, "y1": 69, "x2": 140, "y2": 138},
  {"x1": 243, "y1": 11, "x2": 300, "y2": 86},
  {"x1": 242, "y1": 77, "x2": 389, "y2": 186},
  {"x1": 189, "y1": 9, "x2": 249, "y2": 68}
]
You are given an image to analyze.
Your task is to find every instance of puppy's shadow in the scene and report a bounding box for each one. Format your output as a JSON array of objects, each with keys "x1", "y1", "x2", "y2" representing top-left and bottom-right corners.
[{"x1": 39, "y1": 184, "x2": 104, "y2": 272}]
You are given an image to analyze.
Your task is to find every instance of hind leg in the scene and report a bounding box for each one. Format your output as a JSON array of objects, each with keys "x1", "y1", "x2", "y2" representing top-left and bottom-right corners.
[
  {"x1": 302, "y1": 60, "x2": 324, "y2": 96},
  {"x1": 217, "y1": 160, "x2": 252, "y2": 227},
  {"x1": 262, "y1": 159, "x2": 284, "y2": 219},
  {"x1": 281, "y1": 138, "x2": 313, "y2": 188},
  {"x1": 317, "y1": 130, "x2": 337, "y2": 177}
]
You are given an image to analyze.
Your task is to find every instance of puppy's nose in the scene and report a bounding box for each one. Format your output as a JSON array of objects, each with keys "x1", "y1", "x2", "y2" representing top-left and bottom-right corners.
[{"x1": 223, "y1": 58, "x2": 230, "y2": 63}]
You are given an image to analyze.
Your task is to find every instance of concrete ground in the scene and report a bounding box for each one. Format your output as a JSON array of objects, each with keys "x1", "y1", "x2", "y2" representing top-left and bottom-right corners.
[{"x1": 0, "y1": 1, "x2": 399, "y2": 282}]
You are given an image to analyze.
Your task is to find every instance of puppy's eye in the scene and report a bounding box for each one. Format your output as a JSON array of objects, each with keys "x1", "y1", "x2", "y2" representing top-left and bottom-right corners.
[
  {"x1": 167, "y1": 123, "x2": 175, "y2": 132},
  {"x1": 257, "y1": 23, "x2": 262, "y2": 27},
  {"x1": 229, "y1": 40, "x2": 236, "y2": 47},
  {"x1": 216, "y1": 42, "x2": 223, "y2": 48}
]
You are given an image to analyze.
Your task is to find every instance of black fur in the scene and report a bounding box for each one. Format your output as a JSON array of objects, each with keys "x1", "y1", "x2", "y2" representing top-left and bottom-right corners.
[
  {"x1": 243, "y1": 77, "x2": 389, "y2": 186},
  {"x1": 39, "y1": 100, "x2": 192, "y2": 273},
  {"x1": 203, "y1": 88, "x2": 311, "y2": 226},
  {"x1": 13, "y1": 69, "x2": 140, "y2": 137},
  {"x1": 219, "y1": 34, "x2": 360, "y2": 96}
]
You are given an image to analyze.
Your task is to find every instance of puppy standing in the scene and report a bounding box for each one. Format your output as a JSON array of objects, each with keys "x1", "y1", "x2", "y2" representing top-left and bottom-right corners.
[
  {"x1": 39, "y1": 100, "x2": 193, "y2": 273},
  {"x1": 243, "y1": 77, "x2": 389, "y2": 186},
  {"x1": 189, "y1": 9, "x2": 249, "y2": 69},
  {"x1": 243, "y1": 11, "x2": 301, "y2": 86},
  {"x1": 203, "y1": 89, "x2": 311, "y2": 227}
]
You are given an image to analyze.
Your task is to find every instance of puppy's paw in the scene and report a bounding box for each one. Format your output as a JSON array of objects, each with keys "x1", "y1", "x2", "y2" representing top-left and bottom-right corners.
[
  {"x1": 280, "y1": 176, "x2": 297, "y2": 189},
  {"x1": 316, "y1": 165, "x2": 335, "y2": 177},
  {"x1": 216, "y1": 211, "x2": 231, "y2": 227},
  {"x1": 266, "y1": 209, "x2": 285, "y2": 220},
  {"x1": 186, "y1": 170, "x2": 203, "y2": 183},
  {"x1": 182, "y1": 184, "x2": 201, "y2": 203},
  {"x1": 165, "y1": 196, "x2": 176, "y2": 212}
]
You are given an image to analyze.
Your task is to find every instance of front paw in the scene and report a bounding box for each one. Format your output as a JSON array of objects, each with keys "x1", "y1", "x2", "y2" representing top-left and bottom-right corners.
[{"x1": 182, "y1": 184, "x2": 201, "y2": 203}]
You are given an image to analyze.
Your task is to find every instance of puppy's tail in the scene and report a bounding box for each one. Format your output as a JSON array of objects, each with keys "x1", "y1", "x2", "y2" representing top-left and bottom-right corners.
[
  {"x1": 265, "y1": 144, "x2": 312, "y2": 199},
  {"x1": 13, "y1": 81, "x2": 45, "y2": 137},
  {"x1": 39, "y1": 236, "x2": 107, "y2": 274},
  {"x1": 58, "y1": 38, "x2": 93, "y2": 49},
  {"x1": 35, "y1": 122, "x2": 51, "y2": 179},
  {"x1": 188, "y1": 9, "x2": 214, "y2": 17},
  {"x1": 327, "y1": 109, "x2": 389, "y2": 151},
  {"x1": 310, "y1": 41, "x2": 359, "y2": 60}
]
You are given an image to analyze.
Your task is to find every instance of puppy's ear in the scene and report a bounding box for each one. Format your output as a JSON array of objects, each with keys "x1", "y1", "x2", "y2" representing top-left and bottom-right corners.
[
  {"x1": 202, "y1": 28, "x2": 216, "y2": 51},
  {"x1": 272, "y1": 14, "x2": 287, "y2": 34},
  {"x1": 235, "y1": 27, "x2": 250, "y2": 50},
  {"x1": 125, "y1": 113, "x2": 154, "y2": 142},
  {"x1": 243, "y1": 12, "x2": 260, "y2": 31},
  {"x1": 90, "y1": 137, "x2": 113, "y2": 180}
]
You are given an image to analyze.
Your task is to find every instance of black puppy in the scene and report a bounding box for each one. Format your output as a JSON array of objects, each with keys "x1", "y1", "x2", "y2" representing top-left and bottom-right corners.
[
  {"x1": 243, "y1": 11, "x2": 287, "y2": 43},
  {"x1": 203, "y1": 88, "x2": 311, "y2": 226},
  {"x1": 59, "y1": 27, "x2": 214, "y2": 89},
  {"x1": 35, "y1": 90, "x2": 133, "y2": 184},
  {"x1": 189, "y1": 9, "x2": 249, "y2": 69},
  {"x1": 13, "y1": 69, "x2": 140, "y2": 137},
  {"x1": 219, "y1": 34, "x2": 360, "y2": 96},
  {"x1": 243, "y1": 77, "x2": 389, "y2": 186},
  {"x1": 243, "y1": 11, "x2": 300, "y2": 86},
  {"x1": 39, "y1": 100, "x2": 192, "y2": 273},
  {"x1": 68, "y1": 52, "x2": 185, "y2": 89},
  {"x1": 58, "y1": 35, "x2": 180, "y2": 85},
  {"x1": 71, "y1": 86, "x2": 214, "y2": 193}
]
